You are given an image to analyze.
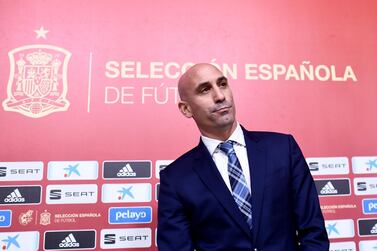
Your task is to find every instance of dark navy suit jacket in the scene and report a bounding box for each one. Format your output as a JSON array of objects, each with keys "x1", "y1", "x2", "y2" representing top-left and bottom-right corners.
[{"x1": 157, "y1": 128, "x2": 329, "y2": 251}]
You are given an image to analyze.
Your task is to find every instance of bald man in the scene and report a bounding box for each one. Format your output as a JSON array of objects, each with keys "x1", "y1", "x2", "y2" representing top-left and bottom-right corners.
[{"x1": 157, "y1": 64, "x2": 329, "y2": 251}]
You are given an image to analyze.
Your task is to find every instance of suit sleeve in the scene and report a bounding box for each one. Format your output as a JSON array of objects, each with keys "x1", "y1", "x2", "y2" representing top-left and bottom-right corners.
[
  {"x1": 157, "y1": 168, "x2": 195, "y2": 251},
  {"x1": 288, "y1": 135, "x2": 330, "y2": 251}
]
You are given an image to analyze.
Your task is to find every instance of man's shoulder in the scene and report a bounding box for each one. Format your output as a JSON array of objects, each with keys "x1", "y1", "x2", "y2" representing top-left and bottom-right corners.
[
  {"x1": 243, "y1": 129, "x2": 292, "y2": 141},
  {"x1": 161, "y1": 145, "x2": 200, "y2": 175},
  {"x1": 174, "y1": 146, "x2": 199, "y2": 164},
  {"x1": 242, "y1": 129, "x2": 298, "y2": 151}
]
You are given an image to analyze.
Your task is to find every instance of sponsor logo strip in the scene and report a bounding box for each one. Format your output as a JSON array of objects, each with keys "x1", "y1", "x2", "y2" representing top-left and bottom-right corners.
[
  {"x1": 362, "y1": 199, "x2": 377, "y2": 214},
  {"x1": 0, "y1": 231, "x2": 39, "y2": 251},
  {"x1": 102, "y1": 183, "x2": 151, "y2": 203},
  {"x1": 329, "y1": 241, "x2": 356, "y2": 251},
  {"x1": 155, "y1": 160, "x2": 173, "y2": 179},
  {"x1": 358, "y1": 218, "x2": 377, "y2": 236},
  {"x1": 325, "y1": 219, "x2": 354, "y2": 239},
  {"x1": 314, "y1": 179, "x2": 351, "y2": 197},
  {"x1": 156, "y1": 183, "x2": 160, "y2": 201},
  {"x1": 103, "y1": 161, "x2": 151, "y2": 179},
  {"x1": 0, "y1": 186, "x2": 41, "y2": 205},
  {"x1": 100, "y1": 228, "x2": 151, "y2": 249},
  {"x1": 306, "y1": 157, "x2": 349, "y2": 175},
  {"x1": 359, "y1": 240, "x2": 377, "y2": 251},
  {"x1": 0, "y1": 162, "x2": 43, "y2": 181},
  {"x1": 354, "y1": 177, "x2": 377, "y2": 195},
  {"x1": 109, "y1": 207, "x2": 152, "y2": 224},
  {"x1": 44, "y1": 230, "x2": 96, "y2": 250},
  {"x1": 0, "y1": 210, "x2": 11, "y2": 227},
  {"x1": 352, "y1": 156, "x2": 377, "y2": 174},
  {"x1": 47, "y1": 161, "x2": 98, "y2": 180},
  {"x1": 46, "y1": 184, "x2": 97, "y2": 204}
]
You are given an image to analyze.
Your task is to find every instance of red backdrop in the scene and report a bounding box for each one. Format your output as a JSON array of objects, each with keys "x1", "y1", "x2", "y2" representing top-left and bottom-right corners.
[{"x1": 0, "y1": 1, "x2": 376, "y2": 250}]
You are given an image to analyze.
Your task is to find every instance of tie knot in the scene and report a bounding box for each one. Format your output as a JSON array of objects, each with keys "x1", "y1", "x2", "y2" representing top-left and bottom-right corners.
[{"x1": 218, "y1": 140, "x2": 235, "y2": 155}]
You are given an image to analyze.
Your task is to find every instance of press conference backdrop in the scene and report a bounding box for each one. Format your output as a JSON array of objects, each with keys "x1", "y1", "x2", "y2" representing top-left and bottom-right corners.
[{"x1": 0, "y1": 1, "x2": 376, "y2": 250}]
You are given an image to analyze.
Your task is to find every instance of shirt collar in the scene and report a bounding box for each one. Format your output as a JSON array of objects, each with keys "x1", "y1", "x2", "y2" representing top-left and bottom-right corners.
[{"x1": 201, "y1": 123, "x2": 246, "y2": 156}]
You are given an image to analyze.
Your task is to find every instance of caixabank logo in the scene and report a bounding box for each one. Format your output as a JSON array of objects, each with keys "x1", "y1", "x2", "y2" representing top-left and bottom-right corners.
[
  {"x1": 102, "y1": 183, "x2": 151, "y2": 203},
  {"x1": 0, "y1": 186, "x2": 41, "y2": 205},
  {"x1": 47, "y1": 161, "x2": 98, "y2": 180},
  {"x1": 352, "y1": 156, "x2": 377, "y2": 174},
  {"x1": 325, "y1": 219, "x2": 355, "y2": 239},
  {"x1": 44, "y1": 230, "x2": 96, "y2": 250},
  {"x1": 0, "y1": 231, "x2": 39, "y2": 251},
  {"x1": 2, "y1": 27, "x2": 70, "y2": 118}
]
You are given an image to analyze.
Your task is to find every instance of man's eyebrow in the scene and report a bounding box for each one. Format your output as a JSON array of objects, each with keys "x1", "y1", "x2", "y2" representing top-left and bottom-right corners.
[
  {"x1": 195, "y1": 82, "x2": 210, "y2": 92},
  {"x1": 195, "y1": 76, "x2": 227, "y2": 92},
  {"x1": 197, "y1": 76, "x2": 227, "y2": 87},
  {"x1": 216, "y1": 76, "x2": 227, "y2": 84}
]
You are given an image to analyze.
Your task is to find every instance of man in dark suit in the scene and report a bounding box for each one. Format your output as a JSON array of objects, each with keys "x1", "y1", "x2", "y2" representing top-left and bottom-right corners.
[{"x1": 157, "y1": 63, "x2": 329, "y2": 251}]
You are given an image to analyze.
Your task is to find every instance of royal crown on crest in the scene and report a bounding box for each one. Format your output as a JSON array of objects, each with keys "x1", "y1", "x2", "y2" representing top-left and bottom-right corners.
[{"x1": 25, "y1": 50, "x2": 53, "y2": 65}]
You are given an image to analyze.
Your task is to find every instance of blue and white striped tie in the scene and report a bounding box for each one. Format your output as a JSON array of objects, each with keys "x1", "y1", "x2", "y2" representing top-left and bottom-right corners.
[{"x1": 219, "y1": 140, "x2": 252, "y2": 229}]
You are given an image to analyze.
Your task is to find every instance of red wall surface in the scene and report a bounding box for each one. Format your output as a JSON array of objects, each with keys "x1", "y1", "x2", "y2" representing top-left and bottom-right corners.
[{"x1": 0, "y1": 1, "x2": 376, "y2": 250}]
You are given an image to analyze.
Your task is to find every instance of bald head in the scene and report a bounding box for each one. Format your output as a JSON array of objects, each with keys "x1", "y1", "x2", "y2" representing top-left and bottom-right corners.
[
  {"x1": 178, "y1": 63, "x2": 223, "y2": 101},
  {"x1": 177, "y1": 63, "x2": 237, "y2": 140}
]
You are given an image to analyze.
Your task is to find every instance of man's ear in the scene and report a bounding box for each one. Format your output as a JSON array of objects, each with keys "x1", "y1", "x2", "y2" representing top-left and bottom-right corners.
[{"x1": 178, "y1": 101, "x2": 193, "y2": 118}]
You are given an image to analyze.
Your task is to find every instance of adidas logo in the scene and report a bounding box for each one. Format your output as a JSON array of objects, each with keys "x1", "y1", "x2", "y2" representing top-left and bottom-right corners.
[
  {"x1": 59, "y1": 233, "x2": 80, "y2": 248},
  {"x1": 4, "y1": 188, "x2": 25, "y2": 203},
  {"x1": 320, "y1": 181, "x2": 338, "y2": 194},
  {"x1": 371, "y1": 223, "x2": 377, "y2": 234},
  {"x1": 117, "y1": 164, "x2": 136, "y2": 177}
]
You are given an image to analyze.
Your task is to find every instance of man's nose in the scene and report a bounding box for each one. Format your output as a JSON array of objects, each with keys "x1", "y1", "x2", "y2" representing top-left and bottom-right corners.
[{"x1": 212, "y1": 86, "x2": 225, "y2": 102}]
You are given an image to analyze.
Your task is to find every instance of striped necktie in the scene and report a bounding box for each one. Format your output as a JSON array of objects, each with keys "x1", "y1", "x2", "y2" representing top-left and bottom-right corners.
[{"x1": 218, "y1": 140, "x2": 252, "y2": 229}]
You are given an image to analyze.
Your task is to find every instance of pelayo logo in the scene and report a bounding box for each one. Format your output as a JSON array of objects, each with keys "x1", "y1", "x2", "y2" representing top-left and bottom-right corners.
[{"x1": 109, "y1": 207, "x2": 152, "y2": 224}]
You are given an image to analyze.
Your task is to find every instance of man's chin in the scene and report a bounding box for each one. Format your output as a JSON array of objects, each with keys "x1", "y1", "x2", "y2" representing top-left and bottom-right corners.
[{"x1": 216, "y1": 117, "x2": 236, "y2": 129}]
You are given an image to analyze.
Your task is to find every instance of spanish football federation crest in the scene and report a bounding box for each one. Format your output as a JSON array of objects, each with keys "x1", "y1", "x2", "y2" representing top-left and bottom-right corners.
[
  {"x1": 2, "y1": 44, "x2": 71, "y2": 118},
  {"x1": 40, "y1": 210, "x2": 51, "y2": 226}
]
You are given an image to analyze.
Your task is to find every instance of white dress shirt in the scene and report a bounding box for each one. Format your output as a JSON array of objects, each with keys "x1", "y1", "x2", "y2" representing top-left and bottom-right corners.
[{"x1": 201, "y1": 123, "x2": 251, "y2": 192}]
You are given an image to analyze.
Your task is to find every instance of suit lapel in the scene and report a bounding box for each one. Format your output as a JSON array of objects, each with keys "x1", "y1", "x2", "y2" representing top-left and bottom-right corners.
[
  {"x1": 192, "y1": 141, "x2": 252, "y2": 239},
  {"x1": 243, "y1": 129, "x2": 267, "y2": 244}
]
